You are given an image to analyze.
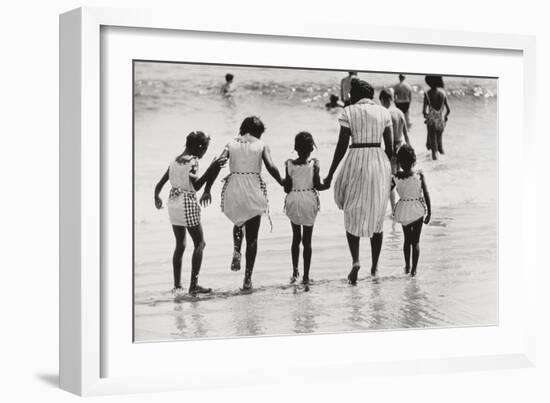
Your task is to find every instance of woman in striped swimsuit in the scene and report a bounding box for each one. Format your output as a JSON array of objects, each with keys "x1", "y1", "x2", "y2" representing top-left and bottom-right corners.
[{"x1": 324, "y1": 79, "x2": 394, "y2": 284}]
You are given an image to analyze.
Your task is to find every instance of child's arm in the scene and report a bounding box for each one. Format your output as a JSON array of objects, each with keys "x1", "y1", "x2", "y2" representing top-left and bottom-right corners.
[
  {"x1": 444, "y1": 96, "x2": 451, "y2": 121},
  {"x1": 262, "y1": 145, "x2": 284, "y2": 186},
  {"x1": 283, "y1": 160, "x2": 292, "y2": 194},
  {"x1": 191, "y1": 154, "x2": 228, "y2": 191},
  {"x1": 313, "y1": 159, "x2": 329, "y2": 191},
  {"x1": 200, "y1": 148, "x2": 229, "y2": 206},
  {"x1": 154, "y1": 168, "x2": 169, "y2": 209},
  {"x1": 383, "y1": 125, "x2": 394, "y2": 161},
  {"x1": 420, "y1": 172, "x2": 431, "y2": 224},
  {"x1": 325, "y1": 126, "x2": 351, "y2": 186}
]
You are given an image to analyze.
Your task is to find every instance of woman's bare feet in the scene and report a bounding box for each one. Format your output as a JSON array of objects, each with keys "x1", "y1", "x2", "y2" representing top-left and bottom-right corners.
[
  {"x1": 348, "y1": 264, "x2": 360, "y2": 285},
  {"x1": 231, "y1": 252, "x2": 241, "y2": 271}
]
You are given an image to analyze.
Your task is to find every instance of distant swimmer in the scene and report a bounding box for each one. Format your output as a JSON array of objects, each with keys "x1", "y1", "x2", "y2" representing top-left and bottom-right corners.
[
  {"x1": 340, "y1": 71, "x2": 357, "y2": 106},
  {"x1": 325, "y1": 94, "x2": 344, "y2": 109},
  {"x1": 221, "y1": 73, "x2": 235, "y2": 96},
  {"x1": 393, "y1": 74, "x2": 413, "y2": 128}
]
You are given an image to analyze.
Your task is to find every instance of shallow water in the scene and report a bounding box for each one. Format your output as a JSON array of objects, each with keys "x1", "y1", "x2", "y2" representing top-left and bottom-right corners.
[{"x1": 133, "y1": 63, "x2": 498, "y2": 342}]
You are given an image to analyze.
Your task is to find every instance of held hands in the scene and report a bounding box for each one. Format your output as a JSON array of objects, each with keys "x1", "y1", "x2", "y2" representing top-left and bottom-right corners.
[
  {"x1": 323, "y1": 174, "x2": 333, "y2": 188},
  {"x1": 154, "y1": 195, "x2": 163, "y2": 209},
  {"x1": 424, "y1": 213, "x2": 431, "y2": 224},
  {"x1": 200, "y1": 192, "x2": 212, "y2": 207},
  {"x1": 212, "y1": 155, "x2": 228, "y2": 169}
]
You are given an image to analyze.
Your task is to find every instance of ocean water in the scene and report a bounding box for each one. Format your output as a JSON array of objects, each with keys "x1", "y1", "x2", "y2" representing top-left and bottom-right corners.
[{"x1": 133, "y1": 62, "x2": 498, "y2": 342}]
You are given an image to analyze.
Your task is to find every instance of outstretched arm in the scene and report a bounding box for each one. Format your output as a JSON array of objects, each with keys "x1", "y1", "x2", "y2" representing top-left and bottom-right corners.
[
  {"x1": 154, "y1": 168, "x2": 169, "y2": 209},
  {"x1": 190, "y1": 158, "x2": 225, "y2": 191},
  {"x1": 262, "y1": 145, "x2": 284, "y2": 186},
  {"x1": 383, "y1": 126, "x2": 394, "y2": 161},
  {"x1": 324, "y1": 126, "x2": 351, "y2": 186},
  {"x1": 313, "y1": 159, "x2": 329, "y2": 191},
  {"x1": 283, "y1": 160, "x2": 292, "y2": 193},
  {"x1": 420, "y1": 172, "x2": 431, "y2": 224},
  {"x1": 422, "y1": 93, "x2": 428, "y2": 118},
  {"x1": 403, "y1": 119, "x2": 410, "y2": 145},
  {"x1": 200, "y1": 149, "x2": 229, "y2": 206}
]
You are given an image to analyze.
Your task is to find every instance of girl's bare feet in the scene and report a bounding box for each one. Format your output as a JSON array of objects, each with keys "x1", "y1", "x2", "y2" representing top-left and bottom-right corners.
[
  {"x1": 242, "y1": 277, "x2": 252, "y2": 291},
  {"x1": 231, "y1": 252, "x2": 241, "y2": 271},
  {"x1": 404, "y1": 266, "x2": 411, "y2": 274},
  {"x1": 410, "y1": 268, "x2": 417, "y2": 277},
  {"x1": 290, "y1": 269, "x2": 300, "y2": 284},
  {"x1": 188, "y1": 285, "x2": 212, "y2": 296}
]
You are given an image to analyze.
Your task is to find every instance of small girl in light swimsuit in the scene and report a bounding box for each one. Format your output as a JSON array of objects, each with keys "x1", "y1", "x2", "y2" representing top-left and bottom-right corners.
[
  {"x1": 392, "y1": 144, "x2": 432, "y2": 276},
  {"x1": 283, "y1": 132, "x2": 329, "y2": 287}
]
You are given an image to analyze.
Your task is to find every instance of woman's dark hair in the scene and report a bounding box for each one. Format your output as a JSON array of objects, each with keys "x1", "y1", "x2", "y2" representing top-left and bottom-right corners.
[
  {"x1": 425, "y1": 75, "x2": 444, "y2": 89},
  {"x1": 379, "y1": 88, "x2": 393, "y2": 103},
  {"x1": 350, "y1": 79, "x2": 374, "y2": 103},
  {"x1": 396, "y1": 143, "x2": 417, "y2": 170},
  {"x1": 186, "y1": 131, "x2": 210, "y2": 155},
  {"x1": 294, "y1": 131, "x2": 316, "y2": 155},
  {"x1": 239, "y1": 116, "x2": 265, "y2": 138}
]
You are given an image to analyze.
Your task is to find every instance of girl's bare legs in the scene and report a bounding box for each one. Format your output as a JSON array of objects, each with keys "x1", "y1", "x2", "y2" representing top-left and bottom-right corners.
[
  {"x1": 243, "y1": 215, "x2": 261, "y2": 290},
  {"x1": 290, "y1": 223, "x2": 301, "y2": 282},
  {"x1": 409, "y1": 218, "x2": 424, "y2": 276},
  {"x1": 171, "y1": 225, "x2": 187, "y2": 289},
  {"x1": 402, "y1": 224, "x2": 412, "y2": 274},
  {"x1": 302, "y1": 225, "x2": 313, "y2": 284},
  {"x1": 346, "y1": 231, "x2": 360, "y2": 285},
  {"x1": 370, "y1": 232, "x2": 383, "y2": 276},
  {"x1": 186, "y1": 225, "x2": 210, "y2": 294},
  {"x1": 231, "y1": 225, "x2": 243, "y2": 271}
]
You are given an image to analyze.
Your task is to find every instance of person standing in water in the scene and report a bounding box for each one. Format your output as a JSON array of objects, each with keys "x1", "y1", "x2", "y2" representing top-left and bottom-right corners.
[
  {"x1": 204, "y1": 116, "x2": 285, "y2": 291},
  {"x1": 221, "y1": 73, "x2": 235, "y2": 96},
  {"x1": 393, "y1": 74, "x2": 413, "y2": 128},
  {"x1": 324, "y1": 79, "x2": 393, "y2": 284},
  {"x1": 379, "y1": 88, "x2": 410, "y2": 212},
  {"x1": 423, "y1": 75, "x2": 451, "y2": 160},
  {"x1": 340, "y1": 71, "x2": 357, "y2": 106},
  {"x1": 283, "y1": 132, "x2": 330, "y2": 287}
]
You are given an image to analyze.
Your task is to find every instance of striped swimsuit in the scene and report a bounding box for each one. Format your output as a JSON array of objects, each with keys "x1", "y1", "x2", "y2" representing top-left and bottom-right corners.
[{"x1": 334, "y1": 98, "x2": 392, "y2": 237}]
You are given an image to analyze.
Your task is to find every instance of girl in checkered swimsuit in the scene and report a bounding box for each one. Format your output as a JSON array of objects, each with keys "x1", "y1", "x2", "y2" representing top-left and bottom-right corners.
[
  {"x1": 283, "y1": 132, "x2": 329, "y2": 287},
  {"x1": 205, "y1": 116, "x2": 284, "y2": 291},
  {"x1": 154, "y1": 131, "x2": 227, "y2": 296},
  {"x1": 391, "y1": 144, "x2": 432, "y2": 277}
]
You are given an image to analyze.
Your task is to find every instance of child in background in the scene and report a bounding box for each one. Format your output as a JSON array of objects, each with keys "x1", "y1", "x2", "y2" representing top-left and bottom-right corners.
[
  {"x1": 154, "y1": 131, "x2": 226, "y2": 296},
  {"x1": 379, "y1": 88, "x2": 410, "y2": 212},
  {"x1": 392, "y1": 144, "x2": 431, "y2": 276},
  {"x1": 284, "y1": 132, "x2": 329, "y2": 287},
  {"x1": 205, "y1": 116, "x2": 284, "y2": 291},
  {"x1": 221, "y1": 73, "x2": 235, "y2": 96}
]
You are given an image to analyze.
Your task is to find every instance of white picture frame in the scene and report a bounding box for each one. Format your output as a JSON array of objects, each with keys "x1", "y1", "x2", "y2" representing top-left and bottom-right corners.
[{"x1": 59, "y1": 6, "x2": 537, "y2": 396}]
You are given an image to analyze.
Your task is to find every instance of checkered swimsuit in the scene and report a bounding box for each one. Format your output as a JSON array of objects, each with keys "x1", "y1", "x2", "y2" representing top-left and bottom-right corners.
[{"x1": 169, "y1": 187, "x2": 201, "y2": 228}]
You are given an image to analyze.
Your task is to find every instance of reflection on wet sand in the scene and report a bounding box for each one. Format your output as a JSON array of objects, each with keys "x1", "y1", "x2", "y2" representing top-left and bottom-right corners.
[{"x1": 292, "y1": 292, "x2": 317, "y2": 334}]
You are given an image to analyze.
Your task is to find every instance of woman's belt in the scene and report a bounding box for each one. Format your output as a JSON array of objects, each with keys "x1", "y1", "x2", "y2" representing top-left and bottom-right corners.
[{"x1": 349, "y1": 143, "x2": 381, "y2": 148}]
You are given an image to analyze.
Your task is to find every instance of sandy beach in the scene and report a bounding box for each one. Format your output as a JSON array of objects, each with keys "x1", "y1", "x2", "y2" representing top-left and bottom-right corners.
[{"x1": 134, "y1": 62, "x2": 498, "y2": 342}]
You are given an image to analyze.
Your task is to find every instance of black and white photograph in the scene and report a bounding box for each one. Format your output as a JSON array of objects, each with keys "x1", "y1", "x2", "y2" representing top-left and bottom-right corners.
[{"x1": 133, "y1": 61, "x2": 498, "y2": 342}]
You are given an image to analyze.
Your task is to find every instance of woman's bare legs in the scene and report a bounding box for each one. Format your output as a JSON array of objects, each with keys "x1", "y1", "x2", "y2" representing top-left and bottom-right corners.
[
  {"x1": 346, "y1": 231, "x2": 360, "y2": 285},
  {"x1": 370, "y1": 232, "x2": 383, "y2": 276}
]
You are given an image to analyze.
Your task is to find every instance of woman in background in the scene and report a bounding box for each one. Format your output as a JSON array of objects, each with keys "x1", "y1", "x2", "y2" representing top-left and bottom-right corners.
[{"x1": 423, "y1": 75, "x2": 451, "y2": 160}]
